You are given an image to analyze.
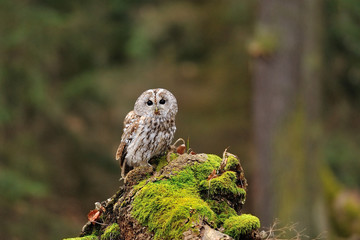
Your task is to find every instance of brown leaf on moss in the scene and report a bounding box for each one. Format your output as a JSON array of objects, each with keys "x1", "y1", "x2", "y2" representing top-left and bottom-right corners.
[
  {"x1": 176, "y1": 144, "x2": 186, "y2": 154},
  {"x1": 88, "y1": 209, "x2": 101, "y2": 224}
]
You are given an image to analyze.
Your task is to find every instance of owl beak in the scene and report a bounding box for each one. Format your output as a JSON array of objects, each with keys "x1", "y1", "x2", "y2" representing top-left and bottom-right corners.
[{"x1": 154, "y1": 107, "x2": 160, "y2": 115}]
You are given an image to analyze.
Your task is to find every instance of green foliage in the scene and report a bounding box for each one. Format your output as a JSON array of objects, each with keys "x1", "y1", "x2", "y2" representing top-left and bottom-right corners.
[
  {"x1": 0, "y1": 169, "x2": 48, "y2": 202},
  {"x1": 223, "y1": 214, "x2": 260, "y2": 240},
  {"x1": 8, "y1": 204, "x2": 80, "y2": 240},
  {"x1": 324, "y1": 134, "x2": 360, "y2": 188},
  {"x1": 321, "y1": 167, "x2": 360, "y2": 237},
  {"x1": 325, "y1": 0, "x2": 360, "y2": 105},
  {"x1": 0, "y1": 0, "x2": 137, "y2": 238},
  {"x1": 321, "y1": 167, "x2": 342, "y2": 201}
]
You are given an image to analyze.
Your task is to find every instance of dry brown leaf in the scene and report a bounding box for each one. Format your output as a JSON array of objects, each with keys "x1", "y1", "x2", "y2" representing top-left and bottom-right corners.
[
  {"x1": 176, "y1": 144, "x2": 186, "y2": 154},
  {"x1": 87, "y1": 209, "x2": 101, "y2": 224}
]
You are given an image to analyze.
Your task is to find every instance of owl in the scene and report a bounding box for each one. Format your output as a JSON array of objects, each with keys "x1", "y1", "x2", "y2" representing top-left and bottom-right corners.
[{"x1": 115, "y1": 88, "x2": 178, "y2": 178}]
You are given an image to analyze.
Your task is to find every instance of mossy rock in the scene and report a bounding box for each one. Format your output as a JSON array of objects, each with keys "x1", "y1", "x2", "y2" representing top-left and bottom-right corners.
[{"x1": 223, "y1": 214, "x2": 260, "y2": 240}]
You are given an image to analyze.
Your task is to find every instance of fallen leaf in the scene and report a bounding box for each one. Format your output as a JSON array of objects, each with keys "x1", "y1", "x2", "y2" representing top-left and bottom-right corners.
[
  {"x1": 176, "y1": 144, "x2": 186, "y2": 154},
  {"x1": 88, "y1": 209, "x2": 101, "y2": 224}
]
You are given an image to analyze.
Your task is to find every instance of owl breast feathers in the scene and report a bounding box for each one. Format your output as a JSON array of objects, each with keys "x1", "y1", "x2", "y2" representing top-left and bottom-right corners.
[{"x1": 115, "y1": 88, "x2": 178, "y2": 177}]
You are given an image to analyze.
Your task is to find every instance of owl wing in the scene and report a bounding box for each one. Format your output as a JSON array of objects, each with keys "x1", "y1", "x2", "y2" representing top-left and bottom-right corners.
[{"x1": 115, "y1": 111, "x2": 140, "y2": 168}]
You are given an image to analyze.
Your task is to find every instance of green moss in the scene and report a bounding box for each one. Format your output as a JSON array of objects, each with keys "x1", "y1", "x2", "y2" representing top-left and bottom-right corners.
[
  {"x1": 207, "y1": 200, "x2": 237, "y2": 226},
  {"x1": 187, "y1": 154, "x2": 222, "y2": 181},
  {"x1": 130, "y1": 154, "x2": 226, "y2": 239},
  {"x1": 131, "y1": 153, "x2": 256, "y2": 239},
  {"x1": 167, "y1": 167, "x2": 197, "y2": 189},
  {"x1": 199, "y1": 171, "x2": 246, "y2": 199},
  {"x1": 132, "y1": 182, "x2": 214, "y2": 239},
  {"x1": 155, "y1": 153, "x2": 178, "y2": 172},
  {"x1": 206, "y1": 154, "x2": 223, "y2": 169},
  {"x1": 101, "y1": 223, "x2": 120, "y2": 240},
  {"x1": 224, "y1": 155, "x2": 240, "y2": 171},
  {"x1": 63, "y1": 235, "x2": 97, "y2": 240},
  {"x1": 133, "y1": 179, "x2": 148, "y2": 191},
  {"x1": 223, "y1": 214, "x2": 260, "y2": 240}
]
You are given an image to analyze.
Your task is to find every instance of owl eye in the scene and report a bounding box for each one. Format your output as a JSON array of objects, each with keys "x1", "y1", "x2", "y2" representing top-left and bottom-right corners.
[
  {"x1": 159, "y1": 99, "x2": 166, "y2": 104},
  {"x1": 146, "y1": 100, "x2": 153, "y2": 106}
]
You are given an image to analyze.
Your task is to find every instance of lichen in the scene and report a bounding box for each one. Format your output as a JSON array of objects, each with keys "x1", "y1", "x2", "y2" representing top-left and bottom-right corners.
[
  {"x1": 223, "y1": 214, "x2": 260, "y2": 240},
  {"x1": 101, "y1": 223, "x2": 121, "y2": 240}
]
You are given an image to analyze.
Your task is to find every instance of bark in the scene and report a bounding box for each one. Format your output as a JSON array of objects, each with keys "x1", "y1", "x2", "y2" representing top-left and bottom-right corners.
[{"x1": 252, "y1": 0, "x2": 326, "y2": 236}]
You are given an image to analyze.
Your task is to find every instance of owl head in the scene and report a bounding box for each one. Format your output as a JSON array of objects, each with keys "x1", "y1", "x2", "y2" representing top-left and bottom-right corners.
[{"x1": 134, "y1": 88, "x2": 178, "y2": 118}]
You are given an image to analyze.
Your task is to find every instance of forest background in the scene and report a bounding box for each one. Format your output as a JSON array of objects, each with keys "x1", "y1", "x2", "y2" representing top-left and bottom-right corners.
[{"x1": 1, "y1": 0, "x2": 360, "y2": 239}]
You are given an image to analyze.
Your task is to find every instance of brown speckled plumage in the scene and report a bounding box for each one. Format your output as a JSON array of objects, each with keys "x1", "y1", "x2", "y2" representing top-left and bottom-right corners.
[{"x1": 115, "y1": 88, "x2": 178, "y2": 177}]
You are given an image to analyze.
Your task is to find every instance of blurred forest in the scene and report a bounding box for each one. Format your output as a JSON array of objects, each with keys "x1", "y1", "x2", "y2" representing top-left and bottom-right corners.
[{"x1": 0, "y1": 0, "x2": 360, "y2": 239}]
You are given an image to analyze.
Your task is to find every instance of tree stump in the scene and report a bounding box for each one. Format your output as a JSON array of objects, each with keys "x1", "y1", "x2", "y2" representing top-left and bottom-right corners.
[{"x1": 64, "y1": 151, "x2": 261, "y2": 240}]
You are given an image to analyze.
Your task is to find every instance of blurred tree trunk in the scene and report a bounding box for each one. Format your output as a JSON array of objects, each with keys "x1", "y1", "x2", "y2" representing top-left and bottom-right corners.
[{"x1": 252, "y1": 0, "x2": 327, "y2": 236}]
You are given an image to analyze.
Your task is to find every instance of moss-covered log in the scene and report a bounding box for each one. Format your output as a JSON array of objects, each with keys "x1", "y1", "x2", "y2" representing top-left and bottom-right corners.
[{"x1": 63, "y1": 151, "x2": 260, "y2": 240}]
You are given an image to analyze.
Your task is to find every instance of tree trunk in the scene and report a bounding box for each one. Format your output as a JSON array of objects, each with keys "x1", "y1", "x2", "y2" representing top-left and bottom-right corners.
[{"x1": 252, "y1": 0, "x2": 326, "y2": 236}]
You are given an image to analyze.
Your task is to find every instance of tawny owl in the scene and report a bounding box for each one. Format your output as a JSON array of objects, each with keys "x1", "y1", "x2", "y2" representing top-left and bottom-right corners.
[{"x1": 115, "y1": 88, "x2": 178, "y2": 177}]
